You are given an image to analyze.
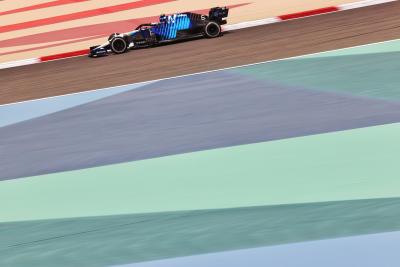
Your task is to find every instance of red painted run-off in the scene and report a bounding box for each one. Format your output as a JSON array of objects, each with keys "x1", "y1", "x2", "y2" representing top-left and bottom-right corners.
[
  {"x1": 278, "y1": 6, "x2": 339, "y2": 20},
  {"x1": 40, "y1": 49, "x2": 89, "y2": 62},
  {"x1": 28, "y1": 3, "x2": 249, "y2": 63},
  {"x1": 0, "y1": 0, "x2": 175, "y2": 34},
  {"x1": 35, "y1": 4, "x2": 340, "y2": 63},
  {"x1": 0, "y1": 0, "x2": 88, "y2": 16}
]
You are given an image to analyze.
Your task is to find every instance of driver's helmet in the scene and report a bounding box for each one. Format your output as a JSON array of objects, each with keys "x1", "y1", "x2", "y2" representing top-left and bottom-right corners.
[{"x1": 159, "y1": 14, "x2": 168, "y2": 23}]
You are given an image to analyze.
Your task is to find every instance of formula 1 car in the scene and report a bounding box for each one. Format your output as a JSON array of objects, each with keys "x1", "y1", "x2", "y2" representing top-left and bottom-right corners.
[{"x1": 89, "y1": 7, "x2": 229, "y2": 57}]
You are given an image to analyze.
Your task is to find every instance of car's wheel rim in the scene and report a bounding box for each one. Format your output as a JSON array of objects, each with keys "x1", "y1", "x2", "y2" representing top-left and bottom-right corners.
[
  {"x1": 112, "y1": 39, "x2": 126, "y2": 53},
  {"x1": 207, "y1": 23, "x2": 220, "y2": 37}
]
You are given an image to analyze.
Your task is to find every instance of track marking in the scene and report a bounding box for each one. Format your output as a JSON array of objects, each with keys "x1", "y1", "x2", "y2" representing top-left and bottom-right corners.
[
  {"x1": 0, "y1": 0, "x2": 89, "y2": 16},
  {"x1": 0, "y1": 0, "x2": 396, "y2": 69},
  {"x1": 0, "y1": 0, "x2": 175, "y2": 34}
]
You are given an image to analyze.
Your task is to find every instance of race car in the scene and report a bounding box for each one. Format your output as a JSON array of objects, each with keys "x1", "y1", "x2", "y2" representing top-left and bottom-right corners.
[{"x1": 89, "y1": 7, "x2": 229, "y2": 57}]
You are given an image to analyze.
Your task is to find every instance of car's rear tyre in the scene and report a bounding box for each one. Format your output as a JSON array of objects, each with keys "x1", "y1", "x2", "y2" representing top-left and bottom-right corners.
[
  {"x1": 204, "y1": 21, "x2": 221, "y2": 38},
  {"x1": 110, "y1": 37, "x2": 128, "y2": 54}
]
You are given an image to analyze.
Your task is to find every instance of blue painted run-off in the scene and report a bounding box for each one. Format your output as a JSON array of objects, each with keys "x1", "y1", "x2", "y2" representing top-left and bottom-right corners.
[
  {"x1": 0, "y1": 82, "x2": 152, "y2": 128},
  {"x1": 113, "y1": 231, "x2": 400, "y2": 267}
]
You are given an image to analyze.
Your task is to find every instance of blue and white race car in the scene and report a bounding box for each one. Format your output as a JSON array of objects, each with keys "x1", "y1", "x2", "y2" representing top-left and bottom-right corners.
[{"x1": 89, "y1": 7, "x2": 229, "y2": 57}]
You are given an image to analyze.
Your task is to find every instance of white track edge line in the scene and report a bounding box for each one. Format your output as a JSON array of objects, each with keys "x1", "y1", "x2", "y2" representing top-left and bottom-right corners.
[
  {"x1": 339, "y1": 0, "x2": 395, "y2": 10},
  {"x1": 0, "y1": 58, "x2": 39, "y2": 69}
]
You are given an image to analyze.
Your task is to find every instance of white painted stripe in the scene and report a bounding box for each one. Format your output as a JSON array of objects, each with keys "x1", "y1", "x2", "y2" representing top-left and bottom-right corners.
[
  {"x1": 339, "y1": 0, "x2": 396, "y2": 10},
  {"x1": 0, "y1": 58, "x2": 39, "y2": 70},
  {"x1": 2, "y1": 37, "x2": 399, "y2": 107},
  {"x1": 223, "y1": 17, "x2": 281, "y2": 31}
]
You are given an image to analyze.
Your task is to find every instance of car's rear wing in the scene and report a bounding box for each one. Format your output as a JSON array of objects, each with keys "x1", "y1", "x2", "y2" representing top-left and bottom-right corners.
[{"x1": 209, "y1": 7, "x2": 229, "y2": 25}]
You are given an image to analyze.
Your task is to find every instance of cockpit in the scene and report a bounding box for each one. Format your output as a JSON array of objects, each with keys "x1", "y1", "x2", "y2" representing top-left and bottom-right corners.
[{"x1": 159, "y1": 14, "x2": 168, "y2": 24}]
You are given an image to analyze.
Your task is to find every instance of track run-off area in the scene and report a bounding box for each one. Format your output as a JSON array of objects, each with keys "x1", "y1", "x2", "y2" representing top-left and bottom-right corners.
[
  {"x1": 1, "y1": 0, "x2": 400, "y2": 104},
  {"x1": 1, "y1": 1, "x2": 400, "y2": 267},
  {"x1": 1, "y1": 36, "x2": 400, "y2": 267},
  {"x1": 0, "y1": 0, "x2": 386, "y2": 63}
]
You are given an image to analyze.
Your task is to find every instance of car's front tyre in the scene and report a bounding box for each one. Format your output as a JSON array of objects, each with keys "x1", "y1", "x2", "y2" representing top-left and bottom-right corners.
[
  {"x1": 110, "y1": 37, "x2": 128, "y2": 54},
  {"x1": 204, "y1": 21, "x2": 221, "y2": 38}
]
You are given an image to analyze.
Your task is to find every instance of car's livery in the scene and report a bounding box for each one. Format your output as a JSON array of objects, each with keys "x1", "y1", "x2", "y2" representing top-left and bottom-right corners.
[{"x1": 89, "y1": 7, "x2": 229, "y2": 57}]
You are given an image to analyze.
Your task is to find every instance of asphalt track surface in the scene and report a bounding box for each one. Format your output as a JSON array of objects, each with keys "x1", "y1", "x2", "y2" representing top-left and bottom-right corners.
[{"x1": 1, "y1": 1, "x2": 400, "y2": 104}]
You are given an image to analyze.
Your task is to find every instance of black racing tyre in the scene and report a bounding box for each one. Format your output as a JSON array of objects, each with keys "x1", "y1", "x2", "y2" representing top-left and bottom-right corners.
[
  {"x1": 110, "y1": 37, "x2": 128, "y2": 54},
  {"x1": 204, "y1": 21, "x2": 221, "y2": 38}
]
